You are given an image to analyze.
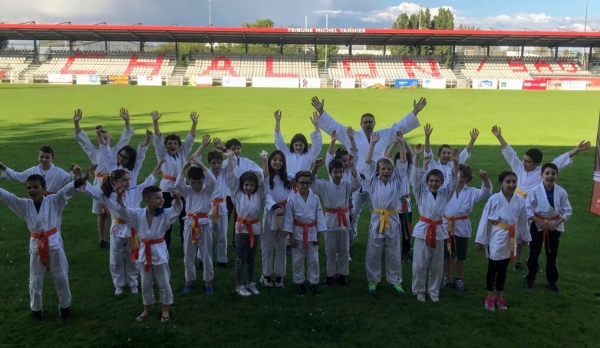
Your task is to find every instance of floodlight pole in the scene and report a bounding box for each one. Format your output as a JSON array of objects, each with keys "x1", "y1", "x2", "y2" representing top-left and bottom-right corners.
[
  {"x1": 584, "y1": 0, "x2": 589, "y2": 68},
  {"x1": 208, "y1": 0, "x2": 212, "y2": 26}
]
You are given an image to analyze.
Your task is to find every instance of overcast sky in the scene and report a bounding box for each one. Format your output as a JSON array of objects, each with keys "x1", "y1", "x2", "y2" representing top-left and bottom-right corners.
[{"x1": 1, "y1": 0, "x2": 598, "y2": 31}]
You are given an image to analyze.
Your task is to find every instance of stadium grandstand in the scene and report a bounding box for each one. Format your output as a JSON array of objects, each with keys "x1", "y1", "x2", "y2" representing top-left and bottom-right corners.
[{"x1": 2, "y1": 23, "x2": 600, "y2": 89}]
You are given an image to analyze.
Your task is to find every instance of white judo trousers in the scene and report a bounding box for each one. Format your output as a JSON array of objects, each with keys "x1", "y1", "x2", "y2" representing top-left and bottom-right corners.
[
  {"x1": 411, "y1": 238, "x2": 444, "y2": 297},
  {"x1": 29, "y1": 249, "x2": 71, "y2": 311},
  {"x1": 325, "y1": 230, "x2": 350, "y2": 277},
  {"x1": 291, "y1": 244, "x2": 319, "y2": 285},
  {"x1": 141, "y1": 263, "x2": 173, "y2": 306},
  {"x1": 183, "y1": 222, "x2": 214, "y2": 282},
  {"x1": 350, "y1": 188, "x2": 373, "y2": 239},
  {"x1": 365, "y1": 236, "x2": 402, "y2": 285},
  {"x1": 211, "y1": 213, "x2": 228, "y2": 264},
  {"x1": 261, "y1": 210, "x2": 287, "y2": 277},
  {"x1": 109, "y1": 233, "x2": 138, "y2": 289}
]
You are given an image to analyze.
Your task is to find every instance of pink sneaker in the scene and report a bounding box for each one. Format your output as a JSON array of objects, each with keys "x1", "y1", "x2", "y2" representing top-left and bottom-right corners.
[
  {"x1": 496, "y1": 297, "x2": 508, "y2": 310},
  {"x1": 484, "y1": 298, "x2": 495, "y2": 311}
]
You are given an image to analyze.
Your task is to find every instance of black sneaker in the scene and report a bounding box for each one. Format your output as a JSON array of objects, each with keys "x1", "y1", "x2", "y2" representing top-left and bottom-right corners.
[
  {"x1": 217, "y1": 262, "x2": 230, "y2": 268},
  {"x1": 513, "y1": 262, "x2": 523, "y2": 271},
  {"x1": 308, "y1": 284, "x2": 321, "y2": 295},
  {"x1": 525, "y1": 280, "x2": 535, "y2": 290},
  {"x1": 99, "y1": 240, "x2": 108, "y2": 249},
  {"x1": 296, "y1": 283, "x2": 306, "y2": 296},
  {"x1": 59, "y1": 306, "x2": 70, "y2": 320},
  {"x1": 338, "y1": 275, "x2": 349, "y2": 286},
  {"x1": 32, "y1": 310, "x2": 43, "y2": 321},
  {"x1": 547, "y1": 283, "x2": 560, "y2": 293},
  {"x1": 323, "y1": 276, "x2": 334, "y2": 286}
]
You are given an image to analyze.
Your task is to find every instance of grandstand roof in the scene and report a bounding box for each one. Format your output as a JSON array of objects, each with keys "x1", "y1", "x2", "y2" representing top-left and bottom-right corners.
[{"x1": 2, "y1": 24, "x2": 600, "y2": 47}]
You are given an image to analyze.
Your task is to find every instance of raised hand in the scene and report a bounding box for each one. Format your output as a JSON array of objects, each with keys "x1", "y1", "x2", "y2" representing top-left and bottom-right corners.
[
  {"x1": 259, "y1": 150, "x2": 268, "y2": 163},
  {"x1": 412, "y1": 97, "x2": 427, "y2": 114},
  {"x1": 151, "y1": 110, "x2": 161, "y2": 122},
  {"x1": 475, "y1": 243, "x2": 483, "y2": 251},
  {"x1": 119, "y1": 107, "x2": 130, "y2": 121},
  {"x1": 73, "y1": 109, "x2": 83, "y2": 122},
  {"x1": 576, "y1": 140, "x2": 592, "y2": 153},
  {"x1": 85, "y1": 164, "x2": 98, "y2": 180},
  {"x1": 212, "y1": 137, "x2": 223, "y2": 150},
  {"x1": 70, "y1": 164, "x2": 83, "y2": 178},
  {"x1": 310, "y1": 111, "x2": 319, "y2": 125},
  {"x1": 314, "y1": 158, "x2": 325, "y2": 168},
  {"x1": 172, "y1": 190, "x2": 182, "y2": 205},
  {"x1": 330, "y1": 130, "x2": 338, "y2": 142},
  {"x1": 479, "y1": 169, "x2": 488, "y2": 181},
  {"x1": 347, "y1": 154, "x2": 355, "y2": 167},
  {"x1": 347, "y1": 126, "x2": 354, "y2": 140},
  {"x1": 424, "y1": 123, "x2": 433, "y2": 136},
  {"x1": 452, "y1": 148, "x2": 460, "y2": 163},
  {"x1": 184, "y1": 157, "x2": 195, "y2": 169},
  {"x1": 274, "y1": 110, "x2": 282, "y2": 121},
  {"x1": 395, "y1": 130, "x2": 404, "y2": 143},
  {"x1": 201, "y1": 134, "x2": 211, "y2": 146},
  {"x1": 491, "y1": 125, "x2": 501, "y2": 137},
  {"x1": 189, "y1": 111, "x2": 198, "y2": 123},
  {"x1": 370, "y1": 132, "x2": 380, "y2": 144},
  {"x1": 423, "y1": 155, "x2": 432, "y2": 168},
  {"x1": 470, "y1": 128, "x2": 480, "y2": 140},
  {"x1": 143, "y1": 129, "x2": 153, "y2": 145},
  {"x1": 414, "y1": 143, "x2": 423, "y2": 156},
  {"x1": 224, "y1": 149, "x2": 235, "y2": 159},
  {"x1": 311, "y1": 96, "x2": 324, "y2": 114}
]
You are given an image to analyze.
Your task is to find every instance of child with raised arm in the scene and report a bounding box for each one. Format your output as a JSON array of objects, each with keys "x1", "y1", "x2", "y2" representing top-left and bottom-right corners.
[
  {"x1": 0, "y1": 145, "x2": 73, "y2": 194},
  {"x1": 176, "y1": 156, "x2": 217, "y2": 295},
  {"x1": 283, "y1": 171, "x2": 327, "y2": 296},
  {"x1": 226, "y1": 150, "x2": 267, "y2": 297},
  {"x1": 117, "y1": 185, "x2": 182, "y2": 322},
  {"x1": 362, "y1": 132, "x2": 409, "y2": 295},
  {"x1": 274, "y1": 110, "x2": 323, "y2": 183},
  {"x1": 261, "y1": 150, "x2": 292, "y2": 288},
  {"x1": 73, "y1": 108, "x2": 134, "y2": 249},
  {"x1": 441, "y1": 165, "x2": 492, "y2": 290},
  {"x1": 311, "y1": 153, "x2": 360, "y2": 286},
  {"x1": 411, "y1": 144, "x2": 459, "y2": 303},
  {"x1": 82, "y1": 161, "x2": 163, "y2": 295},
  {"x1": 524, "y1": 163, "x2": 572, "y2": 292},
  {"x1": 152, "y1": 110, "x2": 198, "y2": 249},
  {"x1": 475, "y1": 171, "x2": 530, "y2": 311},
  {"x1": 423, "y1": 124, "x2": 477, "y2": 183},
  {"x1": 0, "y1": 166, "x2": 90, "y2": 320},
  {"x1": 193, "y1": 135, "x2": 230, "y2": 267},
  {"x1": 491, "y1": 125, "x2": 590, "y2": 271},
  {"x1": 98, "y1": 127, "x2": 152, "y2": 188},
  {"x1": 325, "y1": 127, "x2": 358, "y2": 184}
]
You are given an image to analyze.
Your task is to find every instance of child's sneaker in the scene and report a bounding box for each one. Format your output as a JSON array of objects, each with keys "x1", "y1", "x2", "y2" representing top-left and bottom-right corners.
[
  {"x1": 260, "y1": 275, "x2": 273, "y2": 287},
  {"x1": 205, "y1": 286, "x2": 214, "y2": 295},
  {"x1": 130, "y1": 286, "x2": 139, "y2": 294},
  {"x1": 182, "y1": 284, "x2": 192, "y2": 293},
  {"x1": 429, "y1": 294, "x2": 439, "y2": 303},
  {"x1": 338, "y1": 275, "x2": 349, "y2": 286},
  {"x1": 308, "y1": 284, "x2": 321, "y2": 295},
  {"x1": 416, "y1": 292, "x2": 426, "y2": 302},
  {"x1": 115, "y1": 287, "x2": 124, "y2": 296},
  {"x1": 323, "y1": 276, "x2": 334, "y2": 286},
  {"x1": 296, "y1": 283, "x2": 306, "y2": 296},
  {"x1": 441, "y1": 276, "x2": 453, "y2": 288},
  {"x1": 32, "y1": 310, "x2": 43, "y2": 321},
  {"x1": 246, "y1": 283, "x2": 260, "y2": 295},
  {"x1": 236, "y1": 285, "x2": 251, "y2": 297},
  {"x1": 547, "y1": 283, "x2": 560, "y2": 293},
  {"x1": 513, "y1": 262, "x2": 523, "y2": 271},
  {"x1": 274, "y1": 276, "x2": 284, "y2": 288},
  {"x1": 393, "y1": 284, "x2": 405, "y2": 294},
  {"x1": 455, "y1": 279, "x2": 466, "y2": 291},
  {"x1": 496, "y1": 297, "x2": 508, "y2": 310},
  {"x1": 485, "y1": 298, "x2": 496, "y2": 311},
  {"x1": 525, "y1": 280, "x2": 535, "y2": 290},
  {"x1": 59, "y1": 307, "x2": 70, "y2": 320},
  {"x1": 368, "y1": 282, "x2": 377, "y2": 295}
]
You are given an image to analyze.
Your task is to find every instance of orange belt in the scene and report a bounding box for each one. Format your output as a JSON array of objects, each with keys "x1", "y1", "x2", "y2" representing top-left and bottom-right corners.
[
  {"x1": 30, "y1": 227, "x2": 58, "y2": 267},
  {"x1": 95, "y1": 173, "x2": 109, "y2": 179},
  {"x1": 419, "y1": 216, "x2": 442, "y2": 249},
  {"x1": 400, "y1": 194, "x2": 412, "y2": 236},
  {"x1": 187, "y1": 212, "x2": 209, "y2": 243},
  {"x1": 162, "y1": 174, "x2": 177, "y2": 181},
  {"x1": 236, "y1": 216, "x2": 260, "y2": 248},
  {"x1": 212, "y1": 198, "x2": 225, "y2": 223},
  {"x1": 141, "y1": 237, "x2": 165, "y2": 272},
  {"x1": 294, "y1": 219, "x2": 317, "y2": 251},
  {"x1": 325, "y1": 207, "x2": 349, "y2": 228},
  {"x1": 534, "y1": 214, "x2": 560, "y2": 254},
  {"x1": 112, "y1": 218, "x2": 140, "y2": 262},
  {"x1": 492, "y1": 221, "x2": 516, "y2": 261}
]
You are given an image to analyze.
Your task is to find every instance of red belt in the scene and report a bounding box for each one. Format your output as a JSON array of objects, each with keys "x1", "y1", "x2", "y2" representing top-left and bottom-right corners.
[
  {"x1": 141, "y1": 237, "x2": 165, "y2": 272},
  {"x1": 30, "y1": 227, "x2": 58, "y2": 267},
  {"x1": 325, "y1": 207, "x2": 348, "y2": 228},
  {"x1": 294, "y1": 219, "x2": 317, "y2": 251},
  {"x1": 534, "y1": 214, "x2": 560, "y2": 254},
  {"x1": 236, "y1": 216, "x2": 260, "y2": 248},
  {"x1": 187, "y1": 212, "x2": 209, "y2": 243},
  {"x1": 419, "y1": 216, "x2": 442, "y2": 249},
  {"x1": 162, "y1": 174, "x2": 177, "y2": 181}
]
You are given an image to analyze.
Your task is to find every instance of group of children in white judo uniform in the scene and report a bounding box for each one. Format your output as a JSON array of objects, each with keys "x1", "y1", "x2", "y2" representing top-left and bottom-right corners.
[{"x1": 0, "y1": 97, "x2": 591, "y2": 322}]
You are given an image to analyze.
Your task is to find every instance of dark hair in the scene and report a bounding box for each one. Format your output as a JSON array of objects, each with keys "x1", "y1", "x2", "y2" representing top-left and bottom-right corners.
[
  {"x1": 525, "y1": 148, "x2": 543, "y2": 164},
  {"x1": 426, "y1": 169, "x2": 444, "y2": 184},
  {"x1": 100, "y1": 129, "x2": 109, "y2": 135},
  {"x1": 328, "y1": 159, "x2": 345, "y2": 173},
  {"x1": 268, "y1": 150, "x2": 292, "y2": 190},
  {"x1": 498, "y1": 170, "x2": 517, "y2": 183},
  {"x1": 118, "y1": 145, "x2": 137, "y2": 171},
  {"x1": 26, "y1": 174, "x2": 46, "y2": 188},
  {"x1": 437, "y1": 144, "x2": 452, "y2": 156},
  {"x1": 102, "y1": 169, "x2": 128, "y2": 197},
  {"x1": 393, "y1": 151, "x2": 413, "y2": 172},
  {"x1": 225, "y1": 138, "x2": 242, "y2": 149},
  {"x1": 334, "y1": 147, "x2": 348, "y2": 160},
  {"x1": 207, "y1": 150, "x2": 224, "y2": 162},
  {"x1": 360, "y1": 113, "x2": 375, "y2": 122},
  {"x1": 458, "y1": 164, "x2": 473, "y2": 183},
  {"x1": 188, "y1": 167, "x2": 205, "y2": 181},
  {"x1": 289, "y1": 133, "x2": 308, "y2": 154},
  {"x1": 39, "y1": 145, "x2": 55, "y2": 158},
  {"x1": 239, "y1": 171, "x2": 259, "y2": 194},
  {"x1": 295, "y1": 170, "x2": 312, "y2": 183},
  {"x1": 142, "y1": 185, "x2": 162, "y2": 200},
  {"x1": 164, "y1": 134, "x2": 182, "y2": 147},
  {"x1": 541, "y1": 163, "x2": 558, "y2": 174}
]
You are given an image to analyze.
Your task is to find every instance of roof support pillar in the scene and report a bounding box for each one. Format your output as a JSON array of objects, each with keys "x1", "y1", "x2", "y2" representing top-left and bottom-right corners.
[
  {"x1": 588, "y1": 47, "x2": 593, "y2": 70},
  {"x1": 140, "y1": 42, "x2": 145, "y2": 52},
  {"x1": 554, "y1": 47, "x2": 558, "y2": 58},
  {"x1": 451, "y1": 45, "x2": 456, "y2": 69},
  {"x1": 69, "y1": 40, "x2": 74, "y2": 52},
  {"x1": 486, "y1": 46, "x2": 490, "y2": 56},
  {"x1": 520, "y1": 46, "x2": 524, "y2": 57},
  {"x1": 210, "y1": 43, "x2": 214, "y2": 53},
  {"x1": 279, "y1": 43, "x2": 283, "y2": 54},
  {"x1": 349, "y1": 45, "x2": 352, "y2": 55},
  {"x1": 33, "y1": 40, "x2": 39, "y2": 64},
  {"x1": 105, "y1": 41, "x2": 108, "y2": 52},
  {"x1": 383, "y1": 44, "x2": 386, "y2": 55},
  {"x1": 175, "y1": 42, "x2": 179, "y2": 65},
  {"x1": 245, "y1": 42, "x2": 248, "y2": 53}
]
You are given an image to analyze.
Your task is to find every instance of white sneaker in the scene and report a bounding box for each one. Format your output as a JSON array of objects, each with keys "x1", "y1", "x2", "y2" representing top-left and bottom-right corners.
[
  {"x1": 236, "y1": 285, "x2": 251, "y2": 297},
  {"x1": 429, "y1": 294, "x2": 440, "y2": 303},
  {"x1": 417, "y1": 292, "x2": 426, "y2": 302},
  {"x1": 246, "y1": 283, "x2": 260, "y2": 295},
  {"x1": 441, "y1": 276, "x2": 452, "y2": 288},
  {"x1": 259, "y1": 275, "x2": 273, "y2": 287},
  {"x1": 130, "y1": 287, "x2": 139, "y2": 294},
  {"x1": 115, "y1": 287, "x2": 124, "y2": 296},
  {"x1": 274, "y1": 276, "x2": 284, "y2": 288}
]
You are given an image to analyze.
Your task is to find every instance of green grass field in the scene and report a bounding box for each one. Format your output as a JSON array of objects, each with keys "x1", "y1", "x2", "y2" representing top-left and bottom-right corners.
[{"x1": 0, "y1": 85, "x2": 599, "y2": 348}]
